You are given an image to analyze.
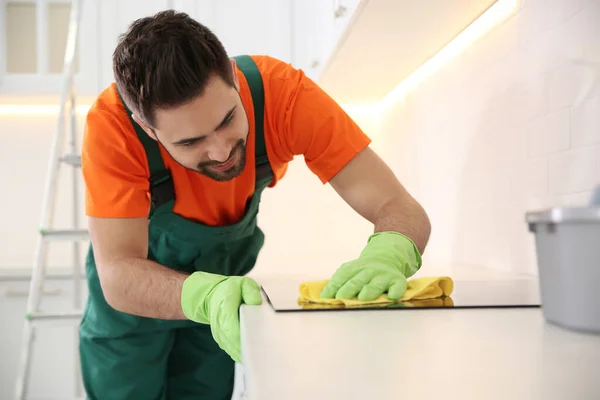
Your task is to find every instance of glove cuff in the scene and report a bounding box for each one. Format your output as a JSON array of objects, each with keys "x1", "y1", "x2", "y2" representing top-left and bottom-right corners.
[
  {"x1": 360, "y1": 231, "x2": 422, "y2": 277},
  {"x1": 181, "y1": 271, "x2": 228, "y2": 323}
]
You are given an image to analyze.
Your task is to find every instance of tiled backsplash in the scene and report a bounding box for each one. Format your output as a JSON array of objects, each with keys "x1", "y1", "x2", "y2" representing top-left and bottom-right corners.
[{"x1": 378, "y1": 0, "x2": 600, "y2": 275}]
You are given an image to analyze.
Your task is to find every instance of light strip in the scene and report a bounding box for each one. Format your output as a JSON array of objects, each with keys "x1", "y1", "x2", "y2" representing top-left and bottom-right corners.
[
  {"x1": 341, "y1": 0, "x2": 517, "y2": 115},
  {"x1": 0, "y1": 104, "x2": 91, "y2": 115}
]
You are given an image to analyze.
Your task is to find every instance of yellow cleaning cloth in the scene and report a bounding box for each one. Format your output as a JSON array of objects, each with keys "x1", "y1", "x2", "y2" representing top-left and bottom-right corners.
[{"x1": 297, "y1": 276, "x2": 454, "y2": 308}]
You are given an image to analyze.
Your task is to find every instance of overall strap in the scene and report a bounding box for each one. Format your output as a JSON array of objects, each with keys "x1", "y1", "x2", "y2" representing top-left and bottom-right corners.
[
  {"x1": 233, "y1": 55, "x2": 273, "y2": 182},
  {"x1": 116, "y1": 90, "x2": 175, "y2": 214}
]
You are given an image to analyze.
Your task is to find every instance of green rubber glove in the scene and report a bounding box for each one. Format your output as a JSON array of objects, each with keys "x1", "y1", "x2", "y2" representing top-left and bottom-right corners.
[
  {"x1": 320, "y1": 231, "x2": 422, "y2": 301},
  {"x1": 180, "y1": 271, "x2": 262, "y2": 363}
]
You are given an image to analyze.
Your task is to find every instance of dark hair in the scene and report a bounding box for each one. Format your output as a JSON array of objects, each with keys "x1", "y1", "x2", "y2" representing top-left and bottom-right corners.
[{"x1": 112, "y1": 10, "x2": 234, "y2": 127}]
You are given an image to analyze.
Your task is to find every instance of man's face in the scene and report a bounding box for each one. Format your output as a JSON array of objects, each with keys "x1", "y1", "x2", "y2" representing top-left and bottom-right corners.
[{"x1": 141, "y1": 69, "x2": 249, "y2": 182}]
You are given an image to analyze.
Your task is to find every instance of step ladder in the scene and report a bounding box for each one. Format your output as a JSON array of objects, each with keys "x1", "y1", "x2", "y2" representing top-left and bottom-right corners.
[{"x1": 14, "y1": 0, "x2": 88, "y2": 399}]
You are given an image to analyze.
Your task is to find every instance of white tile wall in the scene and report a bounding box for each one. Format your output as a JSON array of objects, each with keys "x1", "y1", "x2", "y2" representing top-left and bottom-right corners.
[
  {"x1": 548, "y1": 145, "x2": 599, "y2": 194},
  {"x1": 571, "y1": 95, "x2": 600, "y2": 147},
  {"x1": 375, "y1": 0, "x2": 600, "y2": 275},
  {"x1": 526, "y1": 107, "x2": 570, "y2": 157}
]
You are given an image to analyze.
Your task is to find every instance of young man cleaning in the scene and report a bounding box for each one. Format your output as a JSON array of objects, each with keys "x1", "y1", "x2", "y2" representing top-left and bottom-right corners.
[{"x1": 80, "y1": 9, "x2": 430, "y2": 399}]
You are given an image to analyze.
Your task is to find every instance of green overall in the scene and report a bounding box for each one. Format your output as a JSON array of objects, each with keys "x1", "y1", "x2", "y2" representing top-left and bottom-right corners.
[{"x1": 78, "y1": 55, "x2": 272, "y2": 400}]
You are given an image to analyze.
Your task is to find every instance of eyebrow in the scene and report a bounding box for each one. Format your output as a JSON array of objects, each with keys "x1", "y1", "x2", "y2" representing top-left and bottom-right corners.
[{"x1": 171, "y1": 106, "x2": 237, "y2": 145}]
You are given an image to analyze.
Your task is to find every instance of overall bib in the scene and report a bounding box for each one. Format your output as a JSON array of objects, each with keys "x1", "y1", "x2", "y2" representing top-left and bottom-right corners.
[{"x1": 79, "y1": 55, "x2": 273, "y2": 400}]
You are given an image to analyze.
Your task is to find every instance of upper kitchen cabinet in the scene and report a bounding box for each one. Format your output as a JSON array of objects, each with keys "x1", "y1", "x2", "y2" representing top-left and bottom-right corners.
[
  {"x1": 291, "y1": 0, "x2": 362, "y2": 82},
  {"x1": 96, "y1": 0, "x2": 296, "y2": 90},
  {"x1": 0, "y1": 0, "x2": 359, "y2": 98},
  {"x1": 316, "y1": 0, "x2": 503, "y2": 105},
  {"x1": 95, "y1": 0, "x2": 193, "y2": 92},
  {"x1": 0, "y1": 0, "x2": 296, "y2": 97},
  {"x1": 0, "y1": 0, "x2": 102, "y2": 97},
  {"x1": 193, "y1": 0, "x2": 293, "y2": 62}
]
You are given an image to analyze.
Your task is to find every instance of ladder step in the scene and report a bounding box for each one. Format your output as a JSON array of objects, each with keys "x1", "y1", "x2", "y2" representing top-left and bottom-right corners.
[
  {"x1": 40, "y1": 229, "x2": 89, "y2": 241},
  {"x1": 27, "y1": 311, "x2": 83, "y2": 320},
  {"x1": 60, "y1": 153, "x2": 82, "y2": 167}
]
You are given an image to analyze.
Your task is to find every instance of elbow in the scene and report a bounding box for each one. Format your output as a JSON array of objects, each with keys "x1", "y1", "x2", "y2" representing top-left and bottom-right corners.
[
  {"x1": 397, "y1": 194, "x2": 432, "y2": 255},
  {"x1": 421, "y1": 202, "x2": 432, "y2": 237},
  {"x1": 96, "y1": 260, "x2": 129, "y2": 313},
  {"x1": 103, "y1": 290, "x2": 127, "y2": 314},
  {"x1": 414, "y1": 199, "x2": 432, "y2": 254},
  {"x1": 422, "y1": 211, "x2": 432, "y2": 252}
]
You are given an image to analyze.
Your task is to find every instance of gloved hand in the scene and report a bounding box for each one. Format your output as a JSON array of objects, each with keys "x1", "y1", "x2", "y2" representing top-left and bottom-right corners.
[
  {"x1": 320, "y1": 231, "x2": 422, "y2": 301},
  {"x1": 180, "y1": 271, "x2": 262, "y2": 363}
]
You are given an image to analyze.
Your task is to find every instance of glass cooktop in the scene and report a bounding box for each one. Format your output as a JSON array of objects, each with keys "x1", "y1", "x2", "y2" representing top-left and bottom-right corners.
[{"x1": 261, "y1": 278, "x2": 541, "y2": 312}]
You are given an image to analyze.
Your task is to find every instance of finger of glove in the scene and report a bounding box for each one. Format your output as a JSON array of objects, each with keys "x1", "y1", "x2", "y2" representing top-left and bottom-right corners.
[
  {"x1": 213, "y1": 295, "x2": 243, "y2": 363},
  {"x1": 241, "y1": 278, "x2": 263, "y2": 305},
  {"x1": 335, "y1": 269, "x2": 375, "y2": 300},
  {"x1": 319, "y1": 281, "x2": 340, "y2": 299},
  {"x1": 357, "y1": 274, "x2": 395, "y2": 302},
  {"x1": 320, "y1": 265, "x2": 359, "y2": 299},
  {"x1": 387, "y1": 276, "x2": 408, "y2": 300}
]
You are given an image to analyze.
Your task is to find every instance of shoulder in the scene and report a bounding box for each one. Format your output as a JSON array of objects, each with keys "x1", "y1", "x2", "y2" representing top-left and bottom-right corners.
[
  {"x1": 82, "y1": 83, "x2": 149, "y2": 175},
  {"x1": 241, "y1": 56, "x2": 372, "y2": 185},
  {"x1": 245, "y1": 55, "x2": 305, "y2": 92},
  {"x1": 84, "y1": 83, "x2": 132, "y2": 133},
  {"x1": 83, "y1": 83, "x2": 142, "y2": 153},
  {"x1": 249, "y1": 55, "x2": 297, "y2": 76},
  {"x1": 240, "y1": 55, "x2": 311, "y2": 126}
]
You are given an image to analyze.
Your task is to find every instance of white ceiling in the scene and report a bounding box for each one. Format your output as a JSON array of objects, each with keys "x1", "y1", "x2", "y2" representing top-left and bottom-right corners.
[{"x1": 317, "y1": 0, "x2": 500, "y2": 104}]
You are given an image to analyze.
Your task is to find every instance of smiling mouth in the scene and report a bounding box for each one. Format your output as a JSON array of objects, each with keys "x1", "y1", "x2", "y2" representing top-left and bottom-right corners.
[{"x1": 210, "y1": 153, "x2": 238, "y2": 172}]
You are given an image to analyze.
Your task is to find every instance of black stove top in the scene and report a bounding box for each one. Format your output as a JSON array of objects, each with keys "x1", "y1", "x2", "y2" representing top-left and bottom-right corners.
[{"x1": 261, "y1": 278, "x2": 541, "y2": 312}]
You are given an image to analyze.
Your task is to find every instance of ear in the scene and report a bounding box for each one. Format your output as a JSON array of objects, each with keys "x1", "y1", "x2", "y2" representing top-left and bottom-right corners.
[
  {"x1": 230, "y1": 58, "x2": 240, "y2": 89},
  {"x1": 132, "y1": 113, "x2": 158, "y2": 142}
]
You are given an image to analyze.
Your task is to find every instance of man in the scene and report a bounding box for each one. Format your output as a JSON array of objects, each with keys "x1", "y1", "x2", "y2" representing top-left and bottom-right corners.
[{"x1": 80, "y1": 9, "x2": 431, "y2": 400}]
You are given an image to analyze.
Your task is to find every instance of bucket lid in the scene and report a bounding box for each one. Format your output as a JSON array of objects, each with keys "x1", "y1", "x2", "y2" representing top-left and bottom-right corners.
[{"x1": 526, "y1": 207, "x2": 600, "y2": 224}]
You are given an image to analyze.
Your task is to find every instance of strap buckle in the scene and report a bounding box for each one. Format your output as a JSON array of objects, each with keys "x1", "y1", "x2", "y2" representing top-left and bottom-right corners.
[{"x1": 149, "y1": 169, "x2": 175, "y2": 208}]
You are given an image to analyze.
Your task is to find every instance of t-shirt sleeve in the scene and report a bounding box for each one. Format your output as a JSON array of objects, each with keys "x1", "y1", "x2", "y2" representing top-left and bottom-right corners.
[
  {"x1": 82, "y1": 106, "x2": 151, "y2": 218},
  {"x1": 264, "y1": 57, "x2": 372, "y2": 184}
]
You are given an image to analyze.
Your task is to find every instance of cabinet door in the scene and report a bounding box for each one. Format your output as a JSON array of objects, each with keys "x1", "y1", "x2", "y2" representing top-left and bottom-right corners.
[
  {"x1": 0, "y1": 0, "x2": 101, "y2": 96},
  {"x1": 332, "y1": 0, "x2": 362, "y2": 39},
  {"x1": 1, "y1": 0, "x2": 295, "y2": 96},
  {"x1": 291, "y1": 0, "x2": 363, "y2": 82},
  {"x1": 96, "y1": 0, "x2": 293, "y2": 92},
  {"x1": 96, "y1": 0, "x2": 176, "y2": 91},
  {"x1": 291, "y1": 0, "x2": 335, "y2": 81},
  {"x1": 199, "y1": 0, "x2": 292, "y2": 62}
]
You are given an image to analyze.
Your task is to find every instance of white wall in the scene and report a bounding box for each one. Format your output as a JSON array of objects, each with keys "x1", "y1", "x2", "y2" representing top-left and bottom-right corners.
[
  {"x1": 0, "y1": 113, "x2": 88, "y2": 272},
  {"x1": 375, "y1": 0, "x2": 600, "y2": 276},
  {"x1": 253, "y1": 114, "x2": 385, "y2": 280}
]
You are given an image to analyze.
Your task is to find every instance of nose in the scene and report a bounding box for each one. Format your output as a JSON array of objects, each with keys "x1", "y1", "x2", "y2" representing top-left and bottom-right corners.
[{"x1": 206, "y1": 135, "x2": 233, "y2": 163}]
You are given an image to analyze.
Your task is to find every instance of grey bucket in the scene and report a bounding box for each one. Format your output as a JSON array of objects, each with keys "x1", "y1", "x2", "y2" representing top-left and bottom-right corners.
[{"x1": 526, "y1": 186, "x2": 600, "y2": 334}]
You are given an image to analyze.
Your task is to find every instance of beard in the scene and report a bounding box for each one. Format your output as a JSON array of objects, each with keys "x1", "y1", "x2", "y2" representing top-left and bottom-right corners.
[{"x1": 196, "y1": 139, "x2": 247, "y2": 181}]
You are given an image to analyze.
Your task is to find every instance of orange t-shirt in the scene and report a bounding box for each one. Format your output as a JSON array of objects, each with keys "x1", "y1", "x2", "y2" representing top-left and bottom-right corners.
[{"x1": 82, "y1": 55, "x2": 371, "y2": 226}]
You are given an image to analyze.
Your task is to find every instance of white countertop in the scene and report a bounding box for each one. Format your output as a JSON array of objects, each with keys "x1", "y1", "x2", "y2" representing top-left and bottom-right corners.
[{"x1": 240, "y1": 268, "x2": 600, "y2": 400}]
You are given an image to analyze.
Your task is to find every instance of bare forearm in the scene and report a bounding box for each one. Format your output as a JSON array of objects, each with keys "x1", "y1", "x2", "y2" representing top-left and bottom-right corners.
[
  {"x1": 99, "y1": 256, "x2": 190, "y2": 320},
  {"x1": 374, "y1": 195, "x2": 431, "y2": 254}
]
